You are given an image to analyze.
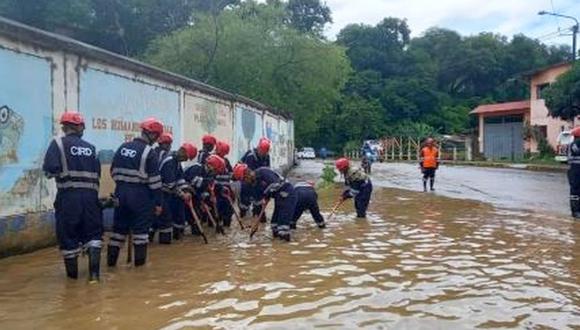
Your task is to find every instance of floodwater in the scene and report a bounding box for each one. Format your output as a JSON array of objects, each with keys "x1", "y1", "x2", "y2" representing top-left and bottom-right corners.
[{"x1": 0, "y1": 162, "x2": 579, "y2": 329}]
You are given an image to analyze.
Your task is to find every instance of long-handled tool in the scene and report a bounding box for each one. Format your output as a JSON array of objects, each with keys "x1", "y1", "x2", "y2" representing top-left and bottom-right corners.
[
  {"x1": 203, "y1": 202, "x2": 225, "y2": 235},
  {"x1": 126, "y1": 232, "x2": 133, "y2": 264},
  {"x1": 224, "y1": 194, "x2": 245, "y2": 230},
  {"x1": 328, "y1": 198, "x2": 346, "y2": 221},
  {"x1": 187, "y1": 200, "x2": 208, "y2": 244},
  {"x1": 250, "y1": 199, "x2": 270, "y2": 239}
]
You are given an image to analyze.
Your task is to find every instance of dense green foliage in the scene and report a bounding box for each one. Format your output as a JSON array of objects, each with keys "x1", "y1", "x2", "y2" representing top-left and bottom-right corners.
[
  {"x1": 0, "y1": 0, "x2": 571, "y2": 150},
  {"x1": 544, "y1": 63, "x2": 580, "y2": 120}
]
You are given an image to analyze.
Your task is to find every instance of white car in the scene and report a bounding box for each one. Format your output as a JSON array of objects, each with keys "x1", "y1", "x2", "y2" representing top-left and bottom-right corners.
[
  {"x1": 298, "y1": 147, "x2": 316, "y2": 159},
  {"x1": 555, "y1": 131, "x2": 573, "y2": 163}
]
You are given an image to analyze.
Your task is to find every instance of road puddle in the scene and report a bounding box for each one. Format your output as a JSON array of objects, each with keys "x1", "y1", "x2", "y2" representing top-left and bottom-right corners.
[{"x1": 0, "y1": 187, "x2": 578, "y2": 329}]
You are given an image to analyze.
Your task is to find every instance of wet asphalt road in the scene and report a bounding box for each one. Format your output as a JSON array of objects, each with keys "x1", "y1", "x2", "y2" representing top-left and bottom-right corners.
[{"x1": 293, "y1": 160, "x2": 570, "y2": 217}]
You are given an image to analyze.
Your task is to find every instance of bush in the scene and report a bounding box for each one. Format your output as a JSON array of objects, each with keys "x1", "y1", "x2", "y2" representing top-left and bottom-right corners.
[{"x1": 320, "y1": 164, "x2": 337, "y2": 187}]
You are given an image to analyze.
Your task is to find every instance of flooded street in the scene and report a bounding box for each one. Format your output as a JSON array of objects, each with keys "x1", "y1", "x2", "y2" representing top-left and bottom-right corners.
[{"x1": 0, "y1": 161, "x2": 579, "y2": 329}]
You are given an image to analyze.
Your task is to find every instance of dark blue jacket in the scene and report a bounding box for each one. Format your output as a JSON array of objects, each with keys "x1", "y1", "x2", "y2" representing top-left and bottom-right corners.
[
  {"x1": 184, "y1": 163, "x2": 215, "y2": 201},
  {"x1": 43, "y1": 133, "x2": 101, "y2": 192},
  {"x1": 111, "y1": 137, "x2": 162, "y2": 206},
  {"x1": 197, "y1": 149, "x2": 212, "y2": 165},
  {"x1": 241, "y1": 149, "x2": 270, "y2": 170},
  {"x1": 253, "y1": 167, "x2": 289, "y2": 200},
  {"x1": 159, "y1": 152, "x2": 186, "y2": 195}
]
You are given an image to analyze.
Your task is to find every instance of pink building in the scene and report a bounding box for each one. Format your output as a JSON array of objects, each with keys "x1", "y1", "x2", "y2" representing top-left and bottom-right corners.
[{"x1": 471, "y1": 62, "x2": 573, "y2": 160}]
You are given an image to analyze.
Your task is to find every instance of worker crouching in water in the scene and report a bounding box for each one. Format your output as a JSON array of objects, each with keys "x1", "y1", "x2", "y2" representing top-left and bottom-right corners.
[
  {"x1": 233, "y1": 164, "x2": 294, "y2": 241},
  {"x1": 43, "y1": 112, "x2": 102, "y2": 282},
  {"x1": 335, "y1": 158, "x2": 373, "y2": 218},
  {"x1": 290, "y1": 182, "x2": 326, "y2": 229},
  {"x1": 155, "y1": 143, "x2": 197, "y2": 243},
  {"x1": 214, "y1": 141, "x2": 235, "y2": 227},
  {"x1": 107, "y1": 118, "x2": 164, "y2": 267},
  {"x1": 568, "y1": 127, "x2": 580, "y2": 218}
]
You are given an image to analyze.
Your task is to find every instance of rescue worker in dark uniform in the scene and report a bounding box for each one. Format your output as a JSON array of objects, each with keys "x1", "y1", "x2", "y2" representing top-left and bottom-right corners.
[
  {"x1": 107, "y1": 118, "x2": 164, "y2": 267},
  {"x1": 214, "y1": 141, "x2": 235, "y2": 227},
  {"x1": 197, "y1": 134, "x2": 216, "y2": 165},
  {"x1": 335, "y1": 158, "x2": 373, "y2": 218},
  {"x1": 239, "y1": 138, "x2": 271, "y2": 219},
  {"x1": 154, "y1": 143, "x2": 197, "y2": 243},
  {"x1": 233, "y1": 164, "x2": 294, "y2": 241},
  {"x1": 43, "y1": 112, "x2": 102, "y2": 281},
  {"x1": 155, "y1": 132, "x2": 173, "y2": 164},
  {"x1": 290, "y1": 182, "x2": 326, "y2": 229},
  {"x1": 184, "y1": 155, "x2": 226, "y2": 233},
  {"x1": 568, "y1": 127, "x2": 580, "y2": 218},
  {"x1": 419, "y1": 137, "x2": 439, "y2": 192}
]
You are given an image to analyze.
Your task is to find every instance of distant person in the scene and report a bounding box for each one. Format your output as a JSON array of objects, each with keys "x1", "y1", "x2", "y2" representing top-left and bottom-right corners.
[
  {"x1": 420, "y1": 137, "x2": 439, "y2": 192},
  {"x1": 335, "y1": 158, "x2": 373, "y2": 218},
  {"x1": 198, "y1": 134, "x2": 217, "y2": 165},
  {"x1": 155, "y1": 133, "x2": 173, "y2": 164},
  {"x1": 568, "y1": 127, "x2": 580, "y2": 218},
  {"x1": 239, "y1": 138, "x2": 271, "y2": 220},
  {"x1": 43, "y1": 112, "x2": 102, "y2": 282}
]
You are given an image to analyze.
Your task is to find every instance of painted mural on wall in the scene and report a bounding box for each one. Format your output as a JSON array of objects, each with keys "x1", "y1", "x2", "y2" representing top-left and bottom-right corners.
[
  {"x1": 80, "y1": 68, "x2": 180, "y2": 163},
  {"x1": 183, "y1": 94, "x2": 233, "y2": 148},
  {"x1": 0, "y1": 48, "x2": 53, "y2": 216},
  {"x1": 233, "y1": 106, "x2": 263, "y2": 163}
]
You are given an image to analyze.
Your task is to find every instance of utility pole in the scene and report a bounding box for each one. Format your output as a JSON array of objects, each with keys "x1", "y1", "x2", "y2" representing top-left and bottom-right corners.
[{"x1": 538, "y1": 11, "x2": 579, "y2": 61}]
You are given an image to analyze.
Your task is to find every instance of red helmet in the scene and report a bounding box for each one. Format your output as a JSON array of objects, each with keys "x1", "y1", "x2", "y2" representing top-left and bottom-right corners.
[
  {"x1": 140, "y1": 117, "x2": 164, "y2": 135},
  {"x1": 215, "y1": 141, "x2": 230, "y2": 157},
  {"x1": 206, "y1": 155, "x2": 226, "y2": 174},
  {"x1": 335, "y1": 157, "x2": 350, "y2": 172},
  {"x1": 257, "y1": 137, "x2": 271, "y2": 155},
  {"x1": 233, "y1": 163, "x2": 248, "y2": 181},
  {"x1": 158, "y1": 133, "x2": 173, "y2": 145},
  {"x1": 202, "y1": 134, "x2": 217, "y2": 145},
  {"x1": 181, "y1": 143, "x2": 198, "y2": 160},
  {"x1": 60, "y1": 112, "x2": 84, "y2": 125},
  {"x1": 572, "y1": 127, "x2": 580, "y2": 138}
]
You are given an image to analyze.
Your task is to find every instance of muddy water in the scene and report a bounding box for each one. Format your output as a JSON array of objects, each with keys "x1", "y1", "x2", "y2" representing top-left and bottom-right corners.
[{"x1": 0, "y1": 187, "x2": 579, "y2": 329}]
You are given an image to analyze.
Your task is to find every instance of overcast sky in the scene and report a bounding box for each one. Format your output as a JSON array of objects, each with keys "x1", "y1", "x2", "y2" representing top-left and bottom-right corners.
[{"x1": 322, "y1": 0, "x2": 580, "y2": 44}]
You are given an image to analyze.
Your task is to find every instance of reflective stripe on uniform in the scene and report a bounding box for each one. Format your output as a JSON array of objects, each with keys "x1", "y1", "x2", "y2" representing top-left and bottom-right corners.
[
  {"x1": 56, "y1": 181, "x2": 99, "y2": 191},
  {"x1": 140, "y1": 145, "x2": 152, "y2": 178},
  {"x1": 132, "y1": 234, "x2": 149, "y2": 245},
  {"x1": 111, "y1": 168, "x2": 147, "y2": 179},
  {"x1": 571, "y1": 195, "x2": 580, "y2": 201},
  {"x1": 173, "y1": 224, "x2": 185, "y2": 229},
  {"x1": 112, "y1": 174, "x2": 146, "y2": 184},
  {"x1": 159, "y1": 156, "x2": 174, "y2": 171},
  {"x1": 85, "y1": 239, "x2": 102, "y2": 249},
  {"x1": 277, "y1": 225, "x2": 290, "y2": 235},
  {"x1": 159, "y1": 228, "x2": 173, "y2": 234},
  {"x1": 54, "y1": 137, "x2": 70, "y2": 175},
  {"x1": 61, "y1": 247, "x2": 81, "y2": 259},
  {"x1": 149, "y1": 182, "x2": 163, "y2": 190},
  {"x1": 294, "y1": 182, "x2": 312, "y2": 188}
]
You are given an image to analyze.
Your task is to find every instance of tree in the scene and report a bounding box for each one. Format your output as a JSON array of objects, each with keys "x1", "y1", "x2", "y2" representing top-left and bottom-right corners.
[
  {"x1": 286, "y1": 0, "x2": 331, "y2": 35},
  {"x1": 144, "y1": 0, "x2": 350, "y2": 145},
  {"x1": 544, "y1": 63, "x2": 580, "y2": 120}
]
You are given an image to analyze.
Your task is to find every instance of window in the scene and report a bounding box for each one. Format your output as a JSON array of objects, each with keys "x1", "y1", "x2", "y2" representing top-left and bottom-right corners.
[
  {"x1": 536, "y1": 83, "x2": 549, "y2": 99},
  {"x1": 537, "y1": 125, "x2": 547, "y2": 138}
]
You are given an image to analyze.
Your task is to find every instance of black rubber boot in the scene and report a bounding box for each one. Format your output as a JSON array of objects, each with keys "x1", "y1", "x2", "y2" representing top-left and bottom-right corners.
[
  {"x1": 430, "y1": 178, "x2": 435, "y2": 191},
  {"x1": 107, "y1": 245, "x2": 120, "y2": 267},
  {"x1": 278, "y1": 232, "x2": 291, "y2": 242},
  {"x1": 570, "y1": 196, "x2": 580, "y2": 218},
  {"x1": 148, "y1": 230, "x2": 156, "y2": 243},
  {"x1": 423, "y1": 179, "x2": 427, "y2": 192},
  {"x1": 64, "y1": 257, "x2": 78, "y2": 279},
  {"x1": 173, "y1": 227, "x2": 183, "y2": 240},
  {"x1": 88, "y1": 247, "x2": 101, "y2": 283},
  {"x1": 289, "y1": 223, "x2": 297, "y2": 230},
  {"x1": 317, "y1": 222, "x2": 326, "y2": 229},
  {"x1": 158, "y1": 232, "x2": 172, "y2": 245},
  {"x1": 134, "y1": 244, "x2": 147, "y2": 267}
]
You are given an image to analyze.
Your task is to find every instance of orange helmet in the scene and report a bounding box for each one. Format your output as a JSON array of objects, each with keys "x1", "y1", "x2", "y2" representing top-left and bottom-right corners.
[
  {"x1": 181, "y1": 143, "x2": 198, "y2": 160},
  {"x1": 60, "y1": 112, "x2": 84, "y2": 125},
  {"x1": 572, "y1": 127, "x2": 580, "y2": 138},
  {"x1": 335, "y1": 157, "x2": 350, "y2": 172},
  {"x1": 206, "y1": 155, "x2": 226, "y2": 174},
  {"x1": 140, "y1": 117, "x2": 164, "y2": 135},
  {"x1": 158, "y1": 133, "x2": 173, "y2": 145},
  {"x1": 215, "y1": 141, "x2": 230, "y2": 157},
  {"x1": 257, "y1": 137, "x2": 271, "y2": 155},
  {"x1": 233, "y1": 163, "x2": 248, "y2": 181},
  {"x1": 202, "y1": 134, "x2": 217, "y2": 146}
]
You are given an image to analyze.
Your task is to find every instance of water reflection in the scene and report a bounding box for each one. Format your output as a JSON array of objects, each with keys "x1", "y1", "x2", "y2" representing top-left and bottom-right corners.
[{"x1": 0, "y1": 187, "x2": 578, "y2": 329}]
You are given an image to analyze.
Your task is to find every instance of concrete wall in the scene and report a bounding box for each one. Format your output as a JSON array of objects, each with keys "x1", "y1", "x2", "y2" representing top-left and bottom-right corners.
[
  {"x1": 0, "y1": 18, "x2": 294, "y2": 256},
  {"x1": 530, "y1": 64, "x2": 574, "y2": 150}
]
